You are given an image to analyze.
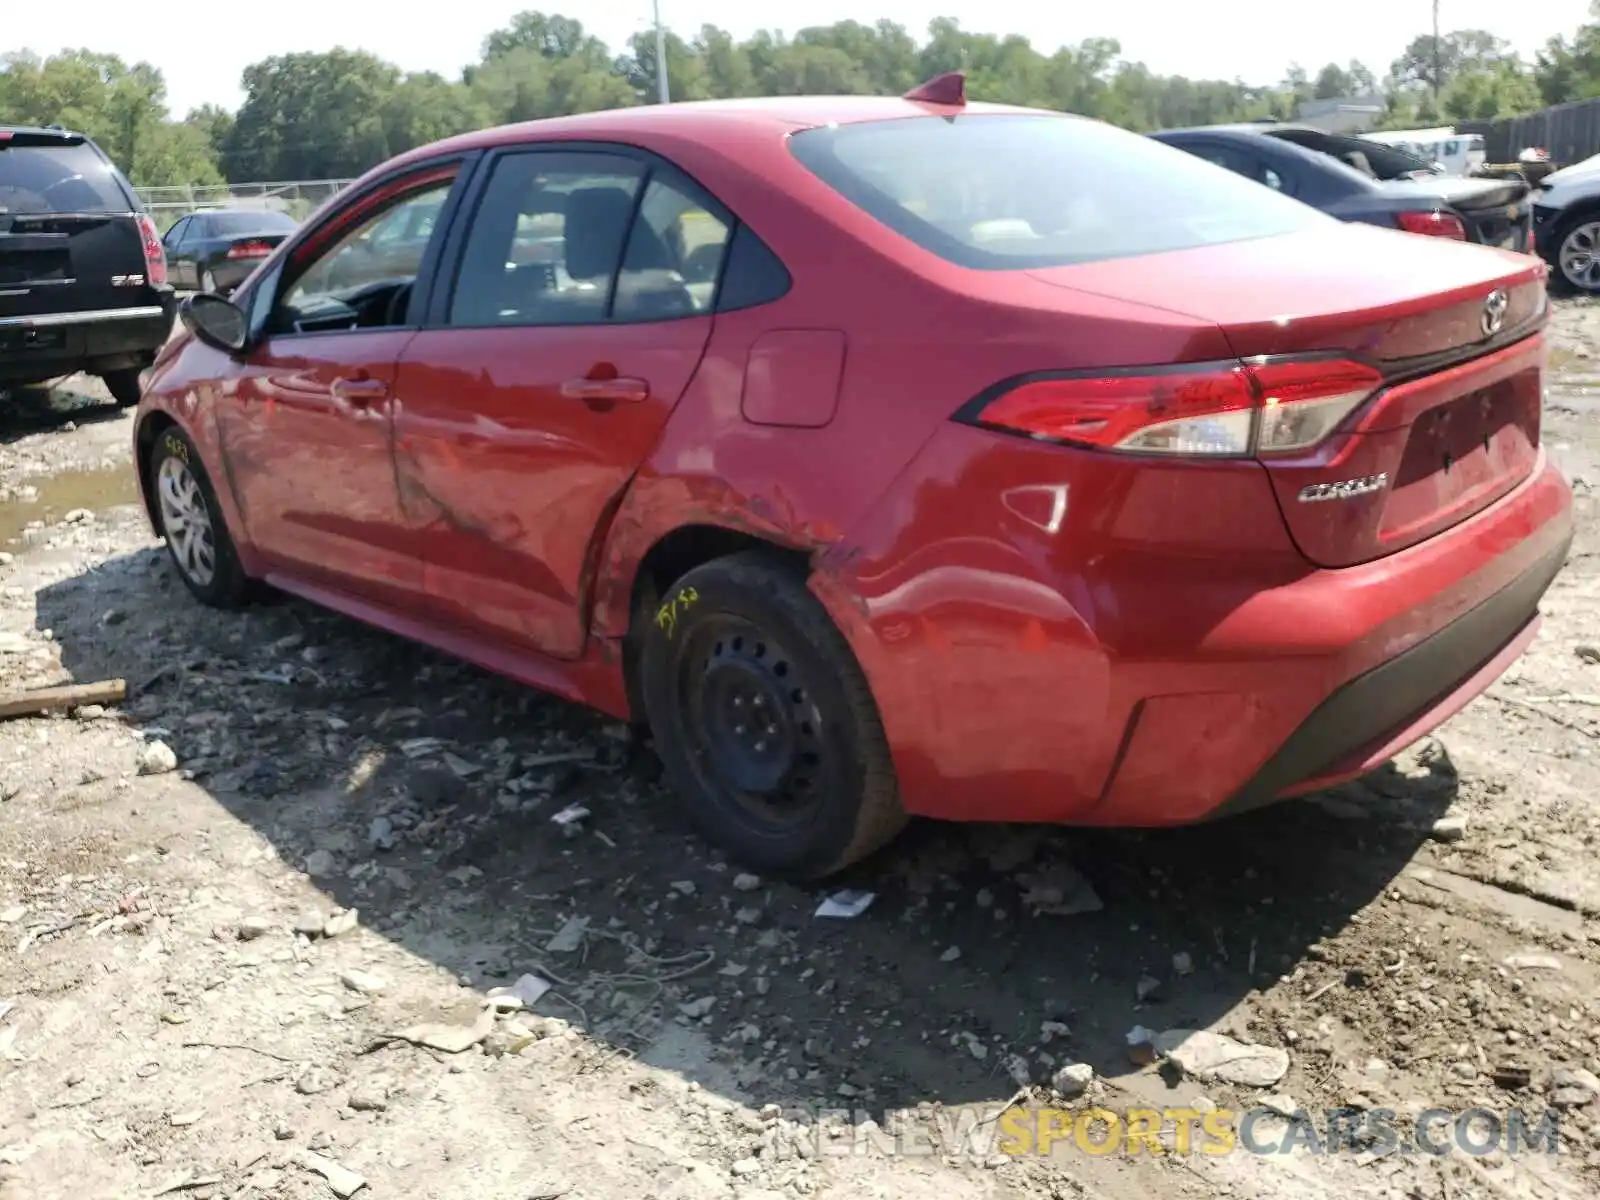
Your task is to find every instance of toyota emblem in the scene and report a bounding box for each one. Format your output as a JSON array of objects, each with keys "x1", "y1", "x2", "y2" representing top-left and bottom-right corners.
[{"x1": 1481, "y1": 288, "x2": 1509, "y2": 338}]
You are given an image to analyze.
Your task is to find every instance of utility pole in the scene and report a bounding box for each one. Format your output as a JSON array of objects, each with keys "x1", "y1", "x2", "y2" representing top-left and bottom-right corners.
[
  {"x1": 1431, "y1": 0, "x2": 1442, "y2": 102},
  {"x1": 653, "y1": 0, "x2": 670, "y2": 104}
]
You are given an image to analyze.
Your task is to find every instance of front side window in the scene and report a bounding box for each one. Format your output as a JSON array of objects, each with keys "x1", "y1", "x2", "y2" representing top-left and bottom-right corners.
[
  {"x1": 274, "y1": 178, "x2": 455, "y2": 334},
  {"x1": 449, "y1": 151, "x2": 734, "y2": 327},
  {"x1": 790, "y1": 114, "x2": 1329, "y2": 271}
]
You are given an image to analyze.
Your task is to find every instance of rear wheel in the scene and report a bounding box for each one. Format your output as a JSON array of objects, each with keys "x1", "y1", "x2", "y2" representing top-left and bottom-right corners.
[
  {"x1": 147, "y1": 424, "x2": 254, "y2": 608},
  {"x1": 1555, "y1": 215, "x2": 1600, "y2": 292},
  {"x1": 101, "y1": 368, "x2": 142, "y2": 408},
  {"x1": 639, "y1": 550, "x2": 905, "y2": 878}
]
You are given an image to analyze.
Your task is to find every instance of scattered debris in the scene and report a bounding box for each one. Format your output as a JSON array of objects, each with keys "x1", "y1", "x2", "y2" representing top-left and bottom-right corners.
[
  {"x1": 1154, "y1": 1029, "x2": 1290, "y2": 1087},
  {"x1": 486, "y1": 973, "x2": 552, "y2": 1011},
  {"x1": 1136, "y1": 973, "x2": 1162, "y2": 1002},
  {"x1": 1503, "y1": 951, "x2": 1562, "y2": 972},
  {"x1": 0, "y1": 678, "x2": 125, "y2": 721},
  {"x1": 137, "y1": 739, "x2": 179, "y2": 776},
  {"x1": 323, "y1": 909, "x2": 360, "y2": 938},
  {"x1": 340, "y1": 969, "x2": 388, "y2": 995},
  {"x1": 1172, "y1": 951, "x2": 1194, "y2": 976},
  {"x1": 1016, "y1": 863, "x2": 1103, "y2": 916},
  {"x1": 237, "y1": 915, "x2": 272, "y2": 941},
  {"x1": 1430, "y1": 815, "x2": 1468, "y2": 843},
  {"x1": 1052, "y1": 1062, "x2": 1094, "y2": 1098},
  {"x1": 1126, "y1": 1025, "x2": 1158, "y2": 1066},
  {"x1": 299, "y1": 1151, "x2": 368, "y2": 1197},
  {"x1": 379, "y1": 1008, "x2": 496, "y2": 1055},
  {"x1": 815, "y1": 889, "x2": 875, "y2": 919},
  {"x1": 546, "y1": 916, "x2": 590, "y2": 954},
  {"x1": 550, "y1": 803, "x2": 590, "y2": 827}
]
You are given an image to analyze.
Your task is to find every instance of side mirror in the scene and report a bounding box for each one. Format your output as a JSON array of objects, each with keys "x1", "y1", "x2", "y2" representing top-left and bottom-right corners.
[{"x1": 179, "y1": 293, "x2": 247, "y2": 353}]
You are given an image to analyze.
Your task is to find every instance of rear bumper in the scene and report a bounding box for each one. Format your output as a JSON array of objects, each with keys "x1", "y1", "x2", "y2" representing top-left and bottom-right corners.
[
  {"x1": 1092, "y1": 451, "x2": 1572, "y2": 823},
  {"x1": 0, "y1": 294, "x2": 177, "y2": 385}
]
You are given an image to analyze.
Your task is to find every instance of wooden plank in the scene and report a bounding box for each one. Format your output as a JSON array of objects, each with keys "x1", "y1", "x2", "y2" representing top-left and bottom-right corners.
[{"x1": 0, "y1": 679, "x2": 126, "y2": 721}]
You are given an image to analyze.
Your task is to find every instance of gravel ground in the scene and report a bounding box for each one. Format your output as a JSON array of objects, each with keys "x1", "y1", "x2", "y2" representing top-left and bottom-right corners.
[{"x1": 2, "y1": 301, "x2": 1599, "y2": 1200}]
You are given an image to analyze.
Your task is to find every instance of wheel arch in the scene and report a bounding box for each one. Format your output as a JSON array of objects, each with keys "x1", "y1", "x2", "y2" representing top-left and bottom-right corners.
[{"x1": 133, "y1": 409, "x2": 180, "y2": 529}]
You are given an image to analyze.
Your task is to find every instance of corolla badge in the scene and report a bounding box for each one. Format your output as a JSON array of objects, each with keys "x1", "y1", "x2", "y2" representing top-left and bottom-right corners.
[
  {"x1": 1481, "y1": 288, "x2": 1509, "y2": 338},
  {"x1": 1297, "y1": 473, "x2": 1388, "y2": 503}
]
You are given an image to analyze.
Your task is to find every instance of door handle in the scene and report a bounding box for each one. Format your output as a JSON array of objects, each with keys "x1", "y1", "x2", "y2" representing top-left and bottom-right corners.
[
  {"x1": 331, "y1": 376, "x2": 389, "y2": 408},
  {"x1": 560, "y1": 376, "x2": 649, "y2": 404}
]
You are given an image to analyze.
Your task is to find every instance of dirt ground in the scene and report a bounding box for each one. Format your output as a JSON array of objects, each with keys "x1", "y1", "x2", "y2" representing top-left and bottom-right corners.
[{"x1": 2, "y1": 301, "x2": 1600, "y2": 1200}]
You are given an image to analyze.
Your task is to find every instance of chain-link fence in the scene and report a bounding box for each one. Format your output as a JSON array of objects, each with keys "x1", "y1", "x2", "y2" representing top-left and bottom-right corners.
[{"x1": 133, "y1": 179, "x2": 357, "y2": 232}]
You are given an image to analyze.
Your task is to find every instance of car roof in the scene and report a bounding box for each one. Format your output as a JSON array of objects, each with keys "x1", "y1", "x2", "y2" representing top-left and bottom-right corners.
[
  {"x1": 385, "y1": 95, "x2": 1063, "y2": 172},
  {"x1": 0, "y1": 124, "x2": 88, "y2": 141},
  {"x1": 1155, "y1": 122, "x2": 1322, "y2": 138}
]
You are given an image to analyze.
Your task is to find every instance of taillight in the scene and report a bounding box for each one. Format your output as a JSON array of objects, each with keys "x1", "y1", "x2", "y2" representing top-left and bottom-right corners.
[
  {"x1": 1395, "y1": 210, "x2": 1467, "y2": 240},
  {"x1": 135, "y1": 214, "x2": 167, "y2": 285},
  {"x1": 227, "y1": 240, "x2": 274, "y2": 259},
  {"x1": 962, "y1": 358, "x2": 1383, "y2": 458}
]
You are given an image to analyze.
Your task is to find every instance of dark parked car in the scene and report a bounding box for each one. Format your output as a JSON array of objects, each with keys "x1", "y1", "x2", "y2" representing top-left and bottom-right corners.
[
  {"x1": 1529, "y1": 153, "x2": 1600, "y2": 292},
  {"x1": 1152, "y1": 123, "x2": 1533, "y2": 251},
  {"x1": 162, "y1": 208, "x2": 299, "y2": 295},
  {"x1": 135, "y1": 82, "x2": 1568, "y2": 877},
  {"x1": 0, "y1": 124, "x2": 175, "y2": 407}
]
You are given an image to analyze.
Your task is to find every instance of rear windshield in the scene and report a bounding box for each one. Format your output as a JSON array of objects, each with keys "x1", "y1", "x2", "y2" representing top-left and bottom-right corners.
[
  {"x1": 203, "y1": 210, "x2": 298, "y2": 235},
  {"x1": 0, "y1": 140, "x2": 130, "y2": 215},
  {"x1": 788, "y1": 113, "x2": 1330, "y2": 270}
]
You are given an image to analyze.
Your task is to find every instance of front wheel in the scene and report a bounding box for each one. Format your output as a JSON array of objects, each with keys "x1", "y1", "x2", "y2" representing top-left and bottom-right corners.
[
  {"x1": 147, "y1": 424, "x2": 255, "y2": 608},
  {"x1": 639, "y1": 550, "x2": 905, "y2": 879},
  {"x1": 1555, "y1": 216, "x2": 1600, "y2": 292}
]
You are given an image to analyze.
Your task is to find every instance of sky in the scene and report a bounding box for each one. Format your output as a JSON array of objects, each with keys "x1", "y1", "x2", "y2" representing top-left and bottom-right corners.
[{"x1": 8, "y1": 0, "x2": 1596, "y2": 117}]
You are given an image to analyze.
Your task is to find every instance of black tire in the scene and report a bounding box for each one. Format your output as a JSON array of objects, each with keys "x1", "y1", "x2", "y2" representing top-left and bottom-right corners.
[
  {"x1": 146, "y1": 424, "x2": 254, "y2": 608},
  {"x1": 639, "y1": 550, "x2": 906, "y2": 878},
  {"x1": 102, "y1": 368, "x2": 142, "y2": 408}
]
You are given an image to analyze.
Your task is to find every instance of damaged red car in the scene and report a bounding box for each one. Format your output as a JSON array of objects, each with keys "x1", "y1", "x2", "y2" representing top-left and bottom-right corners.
[{"x1": 134, "y1": 77, "x2": 1573, "y2": 878}]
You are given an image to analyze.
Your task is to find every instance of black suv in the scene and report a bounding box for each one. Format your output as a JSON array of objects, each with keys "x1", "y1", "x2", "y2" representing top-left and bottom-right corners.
[{"x1": 1, "y1": 125, "x2": 176, "y2": 407}]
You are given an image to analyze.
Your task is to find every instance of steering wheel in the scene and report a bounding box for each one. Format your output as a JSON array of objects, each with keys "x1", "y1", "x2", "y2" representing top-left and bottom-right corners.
[{"x1": 385, "y1": 282, "x2": 414, "y2": 327}]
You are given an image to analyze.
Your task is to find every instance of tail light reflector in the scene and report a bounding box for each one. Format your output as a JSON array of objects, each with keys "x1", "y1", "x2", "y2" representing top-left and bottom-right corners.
[
  {"x1": 227, "y1": 240, "x2": 275, "y2": 259},
  {"x1": 1396, "y1": 210, "x2": 1467, "y2": 240},
  {"x1": 135, "y1": 214, "x2": 167, "y2": 286},
  {"x1": 963, "y1": 358, "x2": 1383, "y2": 458}
]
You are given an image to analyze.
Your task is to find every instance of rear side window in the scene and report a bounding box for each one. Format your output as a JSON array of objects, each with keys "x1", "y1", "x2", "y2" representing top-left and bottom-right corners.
[
  {"x1": 0, "y1": 139, "x2": 130, "y2": 214},
  {"x1": 788, "y1": 114, "x2": 1328, "y2": 270}
]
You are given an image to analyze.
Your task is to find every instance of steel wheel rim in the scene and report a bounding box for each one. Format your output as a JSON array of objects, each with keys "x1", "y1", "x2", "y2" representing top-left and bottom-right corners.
[
  {"x1": 1560, "y1": 222, "x2": 1600, "y2": 290},
  {"x1": 157, "y1": 455, "x2": 217, "y2": 587},
  {"x1": 676, "y1": 614, "x2": 828, "y2": 827}
]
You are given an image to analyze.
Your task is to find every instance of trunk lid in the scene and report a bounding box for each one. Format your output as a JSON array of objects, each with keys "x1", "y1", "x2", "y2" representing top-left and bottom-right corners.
[
  {"x1": 1377, "y1": 176, "x2": 1531, "y2": 249},
  {"x1": 0, "y1": 212, "x2": 152, "y2": 318},
  {"x1": 1028, "y1": 224, "x2": 1548, "y2": 568}
]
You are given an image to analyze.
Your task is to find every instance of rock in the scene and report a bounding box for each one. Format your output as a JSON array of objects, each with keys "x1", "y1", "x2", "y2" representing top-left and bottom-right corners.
[
  {"x1": 1492, "y1": 1063, "x2": 1532, "y2": 1090},
  {"x1": 1136, "y1": 973, "x2": 1162, "y2": 1002},
  {"x1": 1052, "y1": 1063, "x2": 1094, "y2": 1098},
  {"x1": 237, "y1": 916, "x2": 272, "y2": 941},
  {"x1": 1451, "y1": 1061, "x2": 1478, "y2": 1081},
  {"x1": 304, "y1": 850, "x2": 337, "y2": 877},
  {"x1": 1504, "y1": 952, "x2": 1562, "y2": 972},
  {"x1": 679, "y1": 996, "x2": 716, "y2": 1019},
  {"x1": 1258, "y1": 1094, "x2": 1300, "y2": 1118},
  {"x1": 340, "y1": 969, "x2": 388, "y2": 995},
  {"x1": 731, "y1": 1158, "x2": 762, "y2": 1177},
  {"x1": 168, "y1": 1109, "x2": 204, "y2": 1127},
  {"x1": 732, "y1": 873, "x2": 763, "y2": 892},
  {"x1": 1016, "y1": 863, "x2": 1103, "y2": 916},
  {"x1": 1575, "y1": 644, "x2": 1600, "y2": 665},
  {"x1": 294, "y1": 912, "x2": 327, "y2": 937},
  {"x1": 939, "y1": 946, "x2": 962, "y2": 963},
  {"x1": 347, "y1": 1087, "x2": 388, "y2": 1112},
  {"x1": 323, "y1": 909, "x2": 359, "y2": 938},
  {"x1": 74, "y1": 704, "x2": 106, "y2": 721},
  {"x1": 296, "y1": 1068, "x2": 335, "y2": 1096},
  {"x1": 1430, "y1": 816, "x2": 1468, "y2": 843},
  {"x1": 386, "y1": 1008, "x2": 495, "y2": 1054},
  {"x1": 299, "y1": 1151, "x2": 367, "y2": 1198},
  {"x1": 1549, "y1": 1067, "x2": 1600, "y2": 1109},
  {"x1": 1155, "y1": 1029, "x2": 1290, "y2": 1087},
  {"x1": 1172, "y1": 951, "x2": 1194, "y2": 976},
  {"x1": 368, "y1": 817, "x2": 395, "y2": 851},
  {"x1": 274, "y1": 1123, "x2": 296, "y2": 1141},
  {"x1": 138, "y1": 740, "x2": 179, "y2": 776},
  {"x1": 545, "y1": 916, "x2": 589, "y2": 954},
  {"x1": 669, "y1": 880, "x2": 697, "y2": 896}
]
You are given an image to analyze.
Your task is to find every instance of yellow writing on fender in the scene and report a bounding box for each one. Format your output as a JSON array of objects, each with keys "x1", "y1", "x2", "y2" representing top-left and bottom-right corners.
[{"x1": 997, "y1": 1107, "x2": 1239, "y2": 1157}]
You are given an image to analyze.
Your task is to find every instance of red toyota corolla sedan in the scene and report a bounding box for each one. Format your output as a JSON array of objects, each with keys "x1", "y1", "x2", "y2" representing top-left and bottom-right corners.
[{"x1": 134, "y1": 77, "x2": 1573, "y2": 878}]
